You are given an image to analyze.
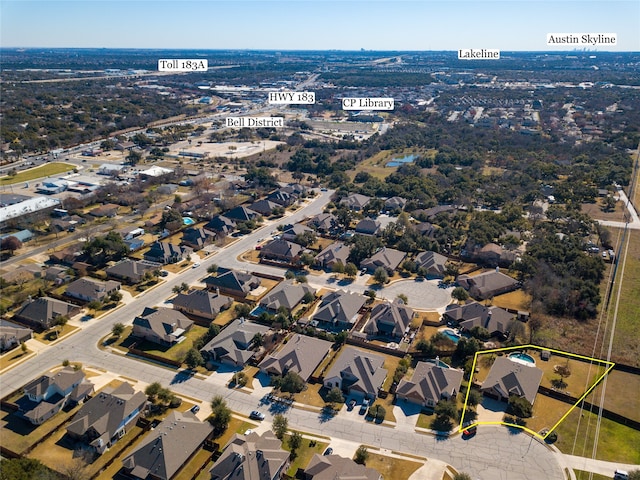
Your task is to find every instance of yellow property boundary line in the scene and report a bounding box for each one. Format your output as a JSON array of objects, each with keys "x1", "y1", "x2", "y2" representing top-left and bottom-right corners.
[{"x1": 460, "y1": 344, "x2": 615, "y2": 440}]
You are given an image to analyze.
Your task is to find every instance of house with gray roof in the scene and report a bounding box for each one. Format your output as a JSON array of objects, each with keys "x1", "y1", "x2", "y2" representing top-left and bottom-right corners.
[
  {"x1": 481, "y1": 356, "x2": 543, "y2": 405},
  {"x1": 65, "y1": 277, "x2": 121, "y2": 303},
  {"x1": 225, "y1": 206, "x2": 260, "y2": 222},
  {"x1": 203, "y1": 267, "x2": 261, "y2": 298},
  {"x1": 106, "y1": 259, "x2": 161, "y2": 284},
  {"x1": 208, "y1": 431, "x2": 289, "y2": 480},
  {"x1": 340, "y1": 193, "x2": 370, "y2": 211},
  {"x1": 205, "y1": 215, "x2": 236, "y2": 236},
  {"x1": 314, "y1": 242, "x2": 351, "y2": 270},
  {"x1": 144, "y1": 241, "x2": 192, "y2": 264},
  {"x1": 181, "y1": 227, "x2": 216, "y2": 250},
  {"x1": 458, "y1": 270, "x2": 519, "y2": 300},
  {"x1": 354, "y1": 218, "x2": 380, "y2": 235},
  {"x1": 395, "y1": 361, "x2": 464, "y2": 408},
  {"x1": 259, "y1": 238, "x2": 305, "y2": 264},
  {"x1": 364, "y1": 299, "x2": 414, "y2": 339},
  {"x1": 259, "y1": 280, "x2": 315, "y2": 313},
  {"x1": 281, "y1": 223, "x2": 314, "y2": 242},
  {"x1": 384, "y1": 196, "x2": 406, "y2": 212},
  {"x1": 66, "y1": 382, "x2": 147, "y2": 455},
  {"x1": 14, "y1": 296, "x2": 82, "y2": 329},
  {"x1": 323, "y1": 347, "x2": 387, "y2": 400},
  {"x1": 308, "y1": 213, "x2": 338, "y2": 234},
  {"x1": 172, "y1": 289, "x2": 233, "y2": 321},
  {"x1": 360, "y1": 247, "x2": 406, "y2": 275},
  {"x1": 200, "y1": 318, "x2": 270, "y2": 368},
  {"x1": 0, "y1": 319, "x2": 33, "y2": 351},
  {"x1": 259, "y1": 334, "x2": 332, "y2": 382},
  {"x1": 415, "y1": 222, "x2": 436, "y2": 238},
  {"x1": 312, "y1": 290, "x2": 367, "y2": 331},
  {"x1": 132, "y1": 307, "x2": 194, "y2": 347},
  {"x1": 249, "y1": 199, "x2": 279, "y2": 216},
  {"x1": 123, "y1": 411, "x2": 213, "y2": 480},
  {"x1": 444, "y1": 302, "x2": 514, "y2": 337},
  {"x1": 17, "y1": 367, "x2": 94, "y2": 425},
  {"x1": 304, "y1": 454, "x2": 381, "y2": 480},
  {"x1": 267, "y1": 189, "x2": 295, "y2": 207},
  {"x1": 414, "y1": 251, "x2": 448, "y2": 278}
]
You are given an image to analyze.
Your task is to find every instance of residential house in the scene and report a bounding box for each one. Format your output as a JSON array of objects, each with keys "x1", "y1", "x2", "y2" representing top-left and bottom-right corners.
[
  {"x1": 66, "y1": 382, "x2": 147, "y2": 454},
  {"x1": 203, "y1": 267, "x2": 261, "y2": 298},
  {"x1": 364, "y1": 299, "x2": 414, "y2": 339},
  {"x1": 259, "y1": 280, "x2": 315, "y2": 314},
  {"x1": 312, "y1": 290, "x2": 367, "y2": 331},
  {"x1": 281, "y1": 223, "x2": 314, "y2": 242},
  {"x1": 181, "y1": 227, "x2": 216, "y2": 250},
  {"x1": 281, "y1": 183, "x2": 307, "y2": 196},
  {"x1": 106, "y1": 259, "x2": 161, "y2": 284},
  {"x1": 259, "y1": 334, "x2": 333, "y2": 382},
  {"x1": 200, "y1": 318, "x2": 270, "y2": 368},
  {"x1": 308, "y1": 213, "x2": 338, "y2": 234},
  {"x1": 208, "y1": 431, "x2": 290, "y2": 480},
  {"x1": 340, "y1": 193, "x2": 370, "y2": 211},
  {"x1": 444, "y1": 302, "x2": 515, "y2": 337},
  {"x1": 414, "y1": 222, "x2": 436, "y2": 238},
  {"x1": 65, "y1": 277, "x2": 121, "y2": 303},
  {"x1": 49, "y1": 245, "x2": 82, "y2": 265},
  {"x1": 44, "y1": 266, "x2": 73, "y2": 284},
  {"x1": 132, "y1": 307, "x2": 194, "y2": 347},
  {"x1": 458, "y1": 270, "x2": 519, "y2": 300},
  {"x1": 481, "y1": 356, "x2": 543, "y2": 405},
  {"x1": 314, "y1": 242, "x2": 351, "y2": 270},
  {"x1": 225, "y1": 206, "x2": 260, "y2": 222},
  {"x1": 17, "y1": 368, "x2": 94, "y2": 425},
  {"x1": 204, "y1": 215, "x2": 236, "y2": 236},
  {"x1": 14, "y1": 296, "x2": 82, "y2": 329},
  {"x1": 304, "y1": 454, "x2": 381, "y2": 480},
  {"x1": 267, "y1": 189, "x2": 295, "y2": 207},
  {"x1": 384, "y1": 196, "x2": 406, "y2": 211},
  {"x1": 172, "y1": 289, "x2": 233, "y2": 321},
  {"x1": 122, "y1": 411, "x2": 212, "y2": 480},
  {"x1": 0, "y1": 319, "x2": 33, "y2": 351},
  {"x1": 323, "y1": 347, "x2": 387, "y2": 400},
  {"x1": 360, "y1": 247, "x2": 406, "y2": 275},
  {"x1": 259, "y1": 239, "x2": 305, "y2": 264},
  {"x1": 412, "y1": 205, "x2": 457, "y2": 221},
  {"x1": 395, "y1": 361, "x2": 464, "y2": 408},
  {"x1": 125, "y1": 237, "x2": 146, "y2": 252},
  {"x1": 89, "y1": 203, "x2": 120, "y2": 218},
  {"x1": 144, "y1": 242, "x2": 193, "y2": 264},
  {"x1": 414, "y1": 251, "x2": 448, "y2": 278},
  {"x1": 249, "y1": 199, "x2": 279, "y2": 216},
  {"x1": 354, "y1": 218, "x2": 380, "y2": 235},
  {"x1": 473, "y1": 243, "x2": 519, "y2": 267}
]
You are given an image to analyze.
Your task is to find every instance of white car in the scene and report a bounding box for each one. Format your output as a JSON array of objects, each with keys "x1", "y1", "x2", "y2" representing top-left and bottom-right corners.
[{"x1": 192, "y1": 263, "x2": 201, "y2": 268}]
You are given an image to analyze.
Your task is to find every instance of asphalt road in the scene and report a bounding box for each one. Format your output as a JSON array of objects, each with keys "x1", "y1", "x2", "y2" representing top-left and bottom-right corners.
[{"x1": 0, "y1": 189, "x2": 568, "y2": 480}]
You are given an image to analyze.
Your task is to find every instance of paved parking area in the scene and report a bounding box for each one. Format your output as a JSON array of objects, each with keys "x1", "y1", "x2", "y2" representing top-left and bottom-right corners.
[{"x1": 375, "y1": 279, "x2": 452, "y2": 311}]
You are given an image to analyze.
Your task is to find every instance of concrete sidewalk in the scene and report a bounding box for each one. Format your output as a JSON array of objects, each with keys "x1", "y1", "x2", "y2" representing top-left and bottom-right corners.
[{"x1": 562, "y1": 454, "x2": 640, "y2": 477}]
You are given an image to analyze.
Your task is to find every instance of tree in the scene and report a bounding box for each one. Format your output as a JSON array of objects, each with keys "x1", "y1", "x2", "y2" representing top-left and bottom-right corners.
[
  {"x1": 325, "y1": 387, "x2": 344, "y2": 406},
  {"x1": 331, "y1": 261, "x2": 345, "y2": 274},
  {"x1": 416, "y1": 339, "x2": 435, "y2": 356},
  {"x1": 396, "y1": 293, "x2": 408, "y2": 304},
  {"x1": 20, "y1": 342, "x2": 27, "y2": 354},
  {"x1": 344, "y1": 262, "x2": 358, "y2": 277},
  {"x1": 507, "y1": 395, "x2": 533, "y2": 418},
  {"x1": 210, "y1": 401, "x2": 232, "y2": 436},
  {"x1": 368, "y1": 404, "x2": 386, "y2": 421},
  {"x1": 109, "y1": 291, "x2": 123, "y2": 303},
  {"x1": 627, "y1": 470, "x2": 640, "y2": 480},
  {"x1": 252, "y1": 332, "x2": 264, "y2": 347},
  {"x1": 184, "y1": 348, "x2": 203, "y2": 369},
  {"x1": 0, "y1": 457, "x2": 60, "y2": 480},
  {"x1": 126, "y1": 149, "x2": 142, "y2": 165},
  {"x1": 272, "y1": 413, "x2": 288, "y2": 440},
  {"x1": 302, "y1": 291, "x2": 315, "y2": 303},
  {"x1": 0, "y1": 235, "x2": 22, "y2": 254},
  {"x1": 111, "y1": 322, "x2": 125, "y2": 338},
  {"x1": 207, "y1": 263, "x2": 219, "y2": 274},
  {"x1": 435, "y1": 399, "x2": 458, "y2": 420},
  {"x1": 235, "y1": 303, "x2": 252, "y2": 318},
  {"x1": 451, "y1": 287, "x2": 469, "y2": 303},
  {"x1": 87, "y1": 300, "x2": 102, "y2": 312},
  {"x1": 145, "y1": 382, "x2": 163, "y2": 401},
  {"x1": 276, "y1": 371, "x2": 305, "y2": 394},
  {"x1": 466, "y1": 388, "x2": 483, "y2": 408},
  {"x1": 300, "y1": 252, "x2": 315, "y2": 266},
  {"x1": 354, "y1": 446, "x2": 369, "y2": 465},
  {"x1": 288, "y1": 431, "x2": 303, "y2": 453},
  {"x1": 453, "y1": 473, "x2": 473, "y2": 480},
  {"x1": 373, "y1": 267, "x2": 389, "y2": 284}
]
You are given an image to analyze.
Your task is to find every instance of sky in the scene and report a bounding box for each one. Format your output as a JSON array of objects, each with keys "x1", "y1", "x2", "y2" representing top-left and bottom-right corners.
[{"x1": 1, "y1": 0, "x2": 639, "y2": 51}]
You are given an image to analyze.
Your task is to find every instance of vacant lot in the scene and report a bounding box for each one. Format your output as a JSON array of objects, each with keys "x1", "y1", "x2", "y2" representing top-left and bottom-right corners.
[
  {"x1": 364, "y1": 452, "x2": 423, "y2": 480},
  {"x1": 0, "y1": 162, "x2": 75, "y2": 185}
]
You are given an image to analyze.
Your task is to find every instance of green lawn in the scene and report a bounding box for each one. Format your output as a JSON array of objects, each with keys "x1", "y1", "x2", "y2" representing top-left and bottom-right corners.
[
  {"x1": 134, "y1": 325, "x2": 207, "y2": 363},
  {"x1": 284, "y1": 435, "x2": 328, "y2": 477},
  {"x1": 574, "y1": 471, "x2": 611, "y2": 480},
  {"x1": 364, "y1": 452, "x2": 423, "y2": 480},
  {"x1": 0, "y1": 162, "x2": 75, "y2": 185}
]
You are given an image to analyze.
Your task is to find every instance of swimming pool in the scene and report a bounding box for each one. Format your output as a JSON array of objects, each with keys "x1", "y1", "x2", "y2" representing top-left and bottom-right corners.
[
  {"x1": 182, "y1": 217, "x2": 195, "y2": 225},
  {"x1": 508, "y1": 352, "x2": 536, "y2": 366},
  {"x1": 386, "y1": 154, "x2": 417, "y2": 167},
  {"x1": 440, "y1": 328, "x2": 461, "y2": 344}
]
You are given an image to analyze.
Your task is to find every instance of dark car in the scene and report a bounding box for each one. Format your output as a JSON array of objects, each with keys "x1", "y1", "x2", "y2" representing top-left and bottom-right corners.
[
  {"x1": 462, "y1": 424, "x2": 477, "y2": 438},
  {"x1": 249, "y1": 410, "x2": 265, "y2": 421},
  {"x1": 347, "y1": 399, "x2": 356, "y2": 411},
  {"x1": 190, "y1": 405, "x2": 200, "y2": 414},
  {"x1": 359, "y1": 399, "x2": 369, "y2": 415},
  {"x1": 323, "y1": 447, "x2": 333, "y2": 455}
]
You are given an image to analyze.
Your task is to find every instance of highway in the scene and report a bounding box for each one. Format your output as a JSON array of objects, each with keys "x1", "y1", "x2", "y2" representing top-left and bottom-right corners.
[{"x1": 0, "y1": 188, "x2": 573, "y2": 480}]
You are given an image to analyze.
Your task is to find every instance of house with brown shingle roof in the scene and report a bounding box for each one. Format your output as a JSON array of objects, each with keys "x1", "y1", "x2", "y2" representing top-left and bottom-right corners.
[
  {"x1": 203, "y1": 267, "x2": 261, "y2": 298},
  {"x1": 340, "y1": 193, "x2": 370, "y2": 211},
  {"x1": 200, "y1": 318, "x2": 270, "y2": 368},
  {"x1": 364, "y1": 299, "x2": 414, "y2": 339},
  {"x1": 414, "y1": 251, "x2": 448, "y2": 278},
  {"x1": 444, "y1": 302, "x2": 515, "y2": 337},
  {"x1": 304, "y1": 454, "x2": 381, "y2": 480},
  {"x1": 259, "y1": 280, "x2": 315, "y2": 313},
  {"x1": 312, "y1": 290, "x2": 367, "y2": 331},
  {"x1": 457, "y1": 270, "x2": 519, "y2": 300},
  {"x1": 65, "y1": 277, "x2": 121, "y2": 303},
  {"x1": 132, "y1": 307, "x2": 194, "y2": 347},
  {"x1": 259, "y1": 334, "x2": 332, "y2": 382},
  {"x1": 259, "y1": 238, "x2": 306, "y2": 264},
  {"x1": 360, "y1": 247, "x2": 406, "y2": 275},
  {"x1": 314, "y1": 242, "x2": 350, "y2": 270},
  {"x1": 395, "y1": 361, "x2": 463, "y2": 408},
  {"x1": 172, "y1": 289, "x2": 233, "y2": 321},
  {"x1": 105, "y1": 259, "x2": 161, "y2": 284},
  {"x1": 14, "y1": 296, "x2": 81, "y2": 329},
  {"x1": 123, "y1": 410, "x2": 213, "y2": 480},
  {"x1": 323, "y1": 347, "x2": 387, "y2": 400},
  {"x1": 481, "y1": 356, "x2": 543, "y2": 405}
]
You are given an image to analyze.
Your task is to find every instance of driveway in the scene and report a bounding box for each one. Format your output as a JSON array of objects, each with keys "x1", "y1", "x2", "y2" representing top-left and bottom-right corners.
[
  {"x1": 375, "y1": 279, "x2": 452, "y2": 311},
  {"x1": 393, "y1": 399, "x2": 422, "y2": 432},
  {"x1": 477, "y1": 397, "x2": 507, "y2": 423}
]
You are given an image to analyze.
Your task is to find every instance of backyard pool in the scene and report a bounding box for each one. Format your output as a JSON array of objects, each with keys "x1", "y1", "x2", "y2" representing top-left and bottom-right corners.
[
  {"x1": 508, "y1": 352, "x2": 536, "y2": 366},
  {"x1": 183, "y1": 217, "x2": 195, "y2": 225},
  {"x1": 386, "y1": 154, "x2": 416, "y2": 167},
  {"x1": 440, "y1": 328, "x2": 461, "y2": 344}
]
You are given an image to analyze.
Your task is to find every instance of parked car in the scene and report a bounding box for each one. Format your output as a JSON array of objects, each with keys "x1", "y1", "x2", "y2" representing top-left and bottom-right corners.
[
  {"x1": 323, "y1": 447, "x2": 333, "y2": 455},
  {"x1": 159, "y1": 270, "x2": 169, "y2": 277},
  {"x1": 347, "y1": 399, "x2": 356, "y2": 411},
  {"x1": 359, "y1": 399, "x2": 369, "y2": 415},
  {"x1": 190, "y1": 405, "x2": 200, "y2": 413},
  {"x1": 614, "y1": 470, "x2": 629, "y2": 480},
  {"x1": 249, "y1": 410, "x2": 265, "y2": 421},
  {"x1": 192, "y1": 262, "x2": 201, "y2": 268}
]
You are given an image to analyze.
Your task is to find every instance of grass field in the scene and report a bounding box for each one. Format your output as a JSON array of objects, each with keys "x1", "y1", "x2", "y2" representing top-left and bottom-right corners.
[
  {"x1": 491, "y1": 290, "x2": 532, "y2": 312},
  {"x1": 364, "y1": 452, "x2": 423, "y2": 480},
  {"x1": 0, "y1": 162, "x2": 75, "y2": 185},
  {"x1": 348, "y1": 149, "x2": 436, "y2": 181},
  {"x1": 213, "y1": 302, "x2": 241, "y2": 327},
  {"x1": 284, "y1": 435, "x2": 328, "y2": 476},
  {"x1": 574, "y1": 471, "x2": 611, "y2": 480},
  {"x1": 0, "y1": 348, "x2": 31, "y2": 371}
]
